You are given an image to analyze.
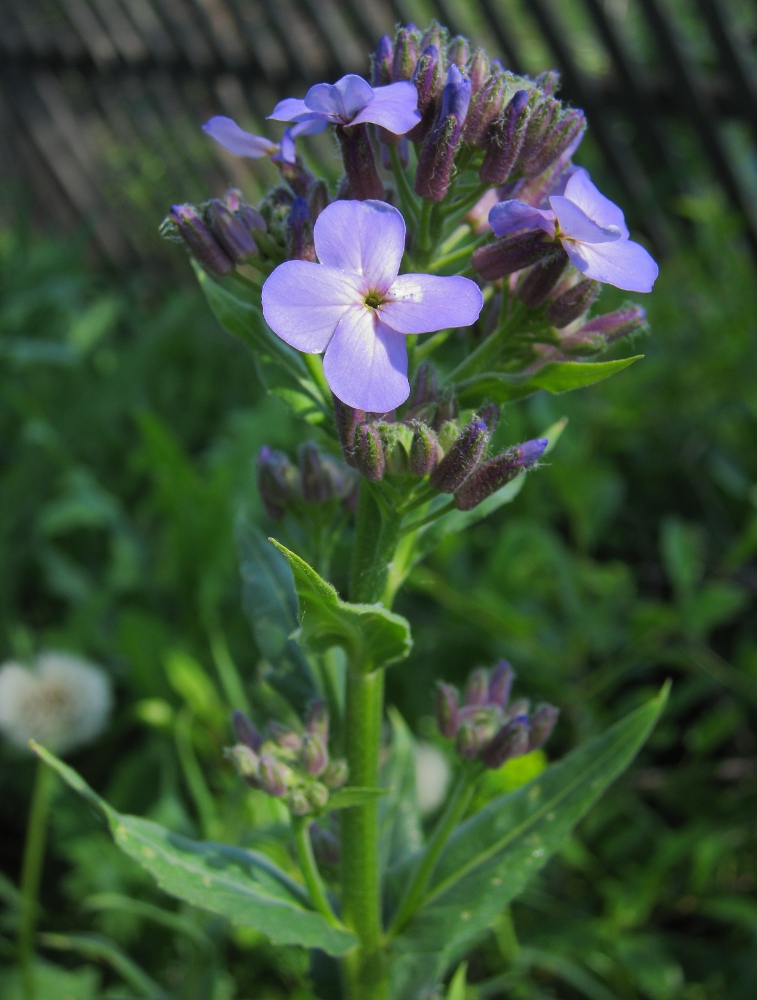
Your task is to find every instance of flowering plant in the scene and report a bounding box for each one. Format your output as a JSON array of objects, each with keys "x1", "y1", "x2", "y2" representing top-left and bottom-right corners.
[{"x1": 35, "y1": 22, "x2": 668, "y2": 1000}]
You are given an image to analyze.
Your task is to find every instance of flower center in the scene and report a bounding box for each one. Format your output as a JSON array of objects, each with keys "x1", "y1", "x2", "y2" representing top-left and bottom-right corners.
[{"x1": 364, "y1": 290, "x2": 384, "y2": 310}]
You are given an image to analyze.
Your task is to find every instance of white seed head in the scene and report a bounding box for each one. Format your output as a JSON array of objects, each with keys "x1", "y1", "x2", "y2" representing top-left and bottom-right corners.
[
  {"x1": 414, "y1": 741, "x2": 451, "y2": 815},
  {"x1": 0, "y1": 652, "x2": 112, "y2": 756}
]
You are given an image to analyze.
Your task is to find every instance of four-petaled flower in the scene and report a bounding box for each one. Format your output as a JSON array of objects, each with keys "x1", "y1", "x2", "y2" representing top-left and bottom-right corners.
[
  {"x1": 262, "y1": 200, "x2": 483, "y2": 412},
  {"x1": 489, "y1": 168, "x2": 658, "y2": 293},
  {"x1": 203, "y1": 117, "x2": 298, "y2": 165},
  {"x1": 268, "y1": 74, "x2": 421, "y2": 136}
]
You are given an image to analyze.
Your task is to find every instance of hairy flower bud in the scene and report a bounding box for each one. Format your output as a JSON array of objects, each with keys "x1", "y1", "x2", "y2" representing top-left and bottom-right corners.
[
  {"x1": 258, "y1": 755, "x2": 289, "y2": 797},
  {"x1": 353, "y1": 423, "x2": 386, "y2": 481},
  {"x1": 206, "y1": 199, "x2": 258, "y2": 263},
  {"x1": 447, "y1": 35, "x2": 470, "y2": 67},
  {"x1": 232, "y1": 710, "x2": 262, "y2": 752},
  {"x1": 463, "y1": 73, "x2": 509, "y2": 147},
  {"x1": 479, "y1": 89, "x2": 530, "y2": 185},
  {"x1": 456, "y1": 707, "x2": 500, "y2": 759},
  {"x1": 267, "y1": 722, "x2": 302, "y2": 753},
  {"x1": 307, "y1": 782, "x2": 330, "y2": 811},
  {"x1": 226, "y1": 744, "x2": 260, "y2": 783},
  {"x1": 453, "y1": 438, "x2": 548, "y2": 510},
  {"x1": 305, "y1": 699, "x2": 329, "y2": 741},
  {"x1": 481, "y1": 715, "x2": 530, "y2": 768},
  {"x1": 287, "y1": 788, "x2": 312, "y2": 815},
  {"x1": 298, "y1": 442, "x2": 347, "y2": 502},
  {"x1": 478, "y1": 403, "x2": 501, "y2": 435},
  {"x1": 166, "y1": 204, "x2": 234, "y2": 276},
  {"x1": 435, "y1": 683, "x2": 460, "y2": 738},
  {"x1": 421, "y1": 22, "x2": 447, "y2": 57},
  {"x1": 307, "y1": 179, "x2": 330, "y2": 223},
  {"x1": 436, "y1": 419, "x2": 460, "y2": 453},
  {"x1": 286, "y1": 197, "x2": 315, "y2": 261},
  {"x1": 334, "y1": 396, "x2": 365, "y2": 466},
  {"x1": 337, "y1": 124, "x2": 385, "y2": 201},
  {"x1": 394, "y1": 26, "x2": 420, "y2": 80},
  {"x1": 467, "y1": 48, "x2": 490, "y2": 93},
  {"x1": 372, "y1": 33, "x2": 394, "y2": 86},
  {"x1": 415, "y1": 65, "x2": 472, "y2": 202},
  {"x1": 430, "y1": 418, "x2": 488, "y2": 493},
  {"x1": 518, "y1": 255, "x2": 569, "y2": 308},
  {"x1": 535, "y1": 69, "x2": 561, "y2": 96},
  {"x1": 528, "y1": 703, "x2": 559, "y2": 751},
  {"x1": 574, "y1": 305, "x2": 646, "y2": 344},
  {"x1": 223, "y1": 188, "x2": 267, "y2": 236},
  {"x1": 302, "y1": 732, "x2": 329, "y2": 777},
  {"x1": 464, "y1": 667, "x2": 489, "y2": 706},
  {"x1": 472, "y1": 232, "x2": 565, "y2": 281},
  {"x1": 545, "y1": 279, "x2": 600, "y2": 327},
  {"x1": 409, "y1": 45, "x2": 444, "y2": 142},
  {"x1": 410, "y1": 423, "x2": 442, "y2": 476},
  {"x1": 323, "y1": 758, "x2": 349, "y2": 790},
  {"x1": 520, "y1": 103, "x2": 586, "y2": 177},
  {"x1": 488, "y1": 661, "x2": 514, "y2": 708},
  {"x1": 257, "y1": 446, "x2": 301, "y2": 520},
  {"x1": 407, "y1": 361, "x2": 439, "y2": 409}
]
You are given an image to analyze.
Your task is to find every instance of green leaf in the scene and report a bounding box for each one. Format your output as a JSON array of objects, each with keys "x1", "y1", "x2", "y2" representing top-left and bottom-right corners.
[
  {"x1": 446, "y1": 962, "x2": 468, "y2": 1000},
  {"x1": 270, "y1": 539, "x2": 412, "y2": 671},
  {"x1": 456, "y1": 356, "x2": 643, "y2": 407},
  {"x1": 33, "y1": 744, "x2": 357, "y2": 956},
  {"x1": 327, "y1": 787, "x2": 389, "y2": 810},
  {"x1": 388, "y1": 684, "x2": 669, "y2": 999},
  {"x1": 0, "y1": 960, "x2": 100, "y2": 1000}
]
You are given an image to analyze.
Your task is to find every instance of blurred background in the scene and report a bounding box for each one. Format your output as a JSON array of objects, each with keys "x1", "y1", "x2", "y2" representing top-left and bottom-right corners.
[{"x1": 1, "y1": 2, "x2": 756, "y2": 999}]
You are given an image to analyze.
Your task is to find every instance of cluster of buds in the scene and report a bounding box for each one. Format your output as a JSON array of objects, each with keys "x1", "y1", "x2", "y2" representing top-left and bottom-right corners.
[
  {"x1": 257, "y1": 442, "x2": 357, "y2": 520},
  {"x1": 226, "y1": 702, "x2": 349, "y2": 817},
  {"x1": 524, "y1": 303, "x2": 648, "y2": 372},
  {"x1": 436, "y1": 662, "x2": 558, "y2": 768},
  {"x1": 332, "y1": 369, "x2": 547, "y2": 511}
]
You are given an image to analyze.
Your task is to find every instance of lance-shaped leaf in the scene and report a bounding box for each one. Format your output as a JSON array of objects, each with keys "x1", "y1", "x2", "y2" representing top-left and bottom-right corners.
[
  {"x1": 455, "y1": 356, "x2": 643, "y2": 408},
  {"x1": 387, "y1": 684, "x2": 669, "y2": 999},
  {"x1": 33, "y1": 744, "x2": 356, "y2": 956},
  {"x1": 271, "y1": 539, "x2": 412, "y2": 671}
]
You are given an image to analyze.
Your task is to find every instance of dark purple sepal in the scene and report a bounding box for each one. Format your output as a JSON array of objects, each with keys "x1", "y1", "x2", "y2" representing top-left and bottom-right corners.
[
  {"x1": 518, "y1": 255, "x2": 569, "y2": 308},
  {"x1": 463, "y1": 73, "x2": 509, "y2": 147},
  {"x1": 168, "y1": 203, "x2": 234, "y2": 276},
  {"x1": 286, "y1": 197, "x2": 316, "y2": 262},
  {"x1": 453, "y1": 438, "x2": 548, "y2": 511},
  {"x1": 535, "y1": 69, "x2": 561, "y2": 96},
  {"x1": 372, "y1": 33, "x2": 394, "y2": 86},
  {"x1": 302, "y1": 732, "x2": 329, "y2": 777},
  {"x1": 488, "y1": 661, "x2": 514, "y2": 708},
  {"x1": 407, "y1": 361, "x2": 439, "y2": 409},
  {"x1": 436, "y1": 682, "x2": 460, "y2": 739},
  {"x1": 307, "y1": 179, "x2": 330, "y2": 222},
  {"x1": 464, "y1": 667, "x2": 489, "y2": 706},
  {"x1": 337, "y1": 124, "x2": 385, "y2": 201},
  {"x1": 479, "y1": 89, "x2": 530, "y2": 185},
  {"x1": 354, "y1": 423, "x2": 386, "y2": 481},
  {"x1": 447, "y1": 35, "x2": 470, "y2": 67},
  {"x1": 528, "y1": 704, "x2": 559, "y2": 751},
  {"x1": 408, "y1": 45, "x2": 444, "y2": 143},
  {"x1": 546, "y1": 279, "x2": 600, "y2": 328},
  {"x1": 481, "y1": 715, "x2": 530, "y2": 768},
  {"x1": 232, "y1": 710, "x2": 262, "y2": 752},
  {"x1": 409, "y1": 423, "x2": 441, "y2": 476},
  {"x1": 576, "y1": 305, "x2": 646, "y2": 344},
  {"x1": 258, "y1": 755, "x2": 289, "y2": 797},
  {"x1": 467, "y1": 47, "x2": 489, "y2": 93},
  {"x1": 334, "y1": 396, "x2": 365, "y2": 466},
  {"x1": 472, "y1": 232, "x2": 565, "y2": 281},
  {"x1": 257, "y1": 445, "x2": 301, "y2": 520},
  {"x1": 393, "y1": 26, "x2": 420, "y2": 80},
  {"x1": 430, "y1": 418, "x2": 489, "y2": 493}
]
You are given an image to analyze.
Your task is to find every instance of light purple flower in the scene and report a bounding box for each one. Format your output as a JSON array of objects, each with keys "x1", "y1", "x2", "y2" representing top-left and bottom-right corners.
[
  {"x1": 488, "y1": 168, "x2": 658, "y2": 293},
  {"x1": 203, "y1": 116, "x2": 297, "y2": 165},
  {"x1": 268, "y1": 74, "x2": 421, "y2": 136},
  {"x1": 262, "y1": 200, "x2": 483, "y2": 412}
]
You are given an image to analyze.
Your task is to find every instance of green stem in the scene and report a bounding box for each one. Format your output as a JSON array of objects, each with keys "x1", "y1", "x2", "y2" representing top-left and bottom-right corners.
[
  {"x1": 18, "y1": 760, "x2": 56, "y2": 1000},
  {"x1": 208, "y1": 627, "x2": 250, "y2": 714},
  {"x1": 292, "y1": 817, "x2": 343, "y2": 928},
  {"x1": 400, "y1": 499, "x2": 454, "y2": 536},
  {"x1": 389, "y1": 145, "x2": 418, "y2": 226},
  {"x1": 447, "y1": 299, "x2": 525, "y2": 384},
  {"x1": 386, "y1": 769, "x2": 477, "y2": 939}
]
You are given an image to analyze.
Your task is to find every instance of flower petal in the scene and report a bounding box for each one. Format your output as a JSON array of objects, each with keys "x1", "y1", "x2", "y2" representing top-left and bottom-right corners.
[
  {"x1": 202, "y1": 117, "x2": 279, "y2": 158},
  {"x1": 272, "y1": 129, "x2": 296, "y2": 165},
  {"x1": 563, "y1": 168, "x2": 629, "y2": 238},
  {"x1": 323, "y1": 310, "x2": 409, "y2": 411},
  {"x1": 382, "y1": 274, "x2": 484, "y2": 334},
  {"x1": 290, "y1": 118, "x2": 329, "y2": 137},
  {"x1": 489, "y1": 200, "x2": 556, "y2": 238},
  {"x1": 562, "y1": 237, "x2": 659, "y2": 292},
  {"x1": 351, "y1": 81, "x2": 421, "y2": 134},
  {"x1": 262, "y1": 261, "x2": 364, "y2": 353},
  {"x1": 268, "y1": 97, "x2": 318, "y2": 123},
  {"x1": 314, "y1": 200, "x2": 405, "y2": 290},
  {"x1": 335, "y1": 75, "x2": 376, "y2": 117},
  {"x1": 550, "y1": 196, "x2": 622, "y2": 244}
]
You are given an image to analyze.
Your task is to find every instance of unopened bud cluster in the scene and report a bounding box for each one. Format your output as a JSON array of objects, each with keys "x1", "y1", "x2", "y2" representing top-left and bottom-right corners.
[
  {"x1": 226, "y1": 702, "x2": 348, "y2": 816},
  {"x1": 257, "y1": 442, "x2": 357, "y2": 520},
  {"x1": 436, "y1": 661, "x2": 558, "y2": 768}
]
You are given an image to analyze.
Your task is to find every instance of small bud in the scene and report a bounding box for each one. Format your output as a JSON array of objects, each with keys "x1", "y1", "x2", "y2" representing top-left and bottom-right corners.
[
  {"x1": 479, "y1": 89, "x2": 530, "y2": 185},
  {"x1": 436, "y1": 419, "x2": 460, "y2": 453},
  {"x1": 528, "y1": 704, "x2": 559, "y2": 751},
  {"x1": 302, "y1": 732, "x2": 328, "y2": 777},
  {"x1": 286, "y1": 197, "x2": 315, "y2": 261},
  {"x1": 432, "y1": 388, "x2": 459, "y2": 429},
  {"x1": 410, "y1": 423, "x2": 442, "y2": 476},
  {"x1": 307, "y1": 782, "x2": 330, "y2": 811},
  {"x1": 518, "y1": 255, "x2": 569, "y2": 309},
  {"x1": 477, "y1": 403, "x2": 500, "y2": 434},
  {"x1": 436, "y1": 683, "x2": 460, "y2": 739},
  {"x1": 545, "y1": 279, "x2": 600, "y2": 328},
  {"x1": 489, "y1": 58, "x2": 505, "y2": 75},
  {"x1": 415, "y1": 66, "x2": 472, "y2": 202},
  {"x1": 520, "y1": 104, "x2": 586, "y2": 177},
  {"x1": 372, "y1": 34, "x2": 394, "y2": 86},
  {"x1": 334, "y1": 396, "x2": 365, "y2": 466},
  {"x1": 258, "y1": 755, "x2": 289, "y2": 797},
  {"x1": 322, "y1": 758, "x2": 349, "y2": 790},
  {"x1": 472, "y1": 233, "x2": 566, "y2": 282},
  {"x1": 409, "y1": 45, "x2": 444, "y2": 143},
  {"x1": 456, "y1": 707, "x2": 500, "y2": 759},
  {"x1": 463, "y1": 73, "x2": 508, "y2": 147},
  {"x1": 287, "y1": 789, "x2": 312, "y2": 815},
  {"x1": 226, "y1": 744, "x2": 260, "y2": 783},
  {"x1": 337, "y1": 124, "x2": 384, "y2": 201},
  {"x1": 407, "y1": 362, "x2": 439, "y2": 409},
  {"x1": 298, "y1": 442, "x2": 346, "y2": 503},
  {"x1": 481, "y1": 715, "x2": 530, "y2": 768},
  {"x1": 305, "y1": 699, "x2": 329, "y2": 741},
  {"x1": 393, "y1": 26, "x2": 420, "y2": 81},
  {"x1": 267, "y1": 722, "x2": 302, "y2": 753},
  {"x1": 206, "y1": 198, "x2": 258, "y2": 263},
  {"x1": 353, "y1": 423, "x2": 386, "y2": 481},
  {"x1": 488, "y1": 661, "x2": 514, "y2": 708},
  {"x1": 307, "y1": 179, "x2": 330, "y2": 223},
  {"x1": 535, "y1": 70, "x2": 561, "y2": 96},
  {"x1": 453, "y1": 438, "x2": 548, "y2": 511},
  {"x1": 257, "y1": 446, "x2": 301, "y2": 520},
  {"x1": 232, "y1": 710, "x2": 262, "y2": 752},
  {"x1": 430, "y1": 419, "x2": 489, "y2": 493},
  {"x1": 575, "y1": 305, "x2": 646, "y2": 344},
  {"x1": 377, "y1": 421, "x2": 413, "y2": 475},
  {"x1": 467, "y1": 48, "x2": 490, "y2": 93},
  {"x1": 166, "y1": 204, "x2": 234, "y2": 276},
  {"x1": 420, "y1": 22, "x2": 447, "y2": 56},
  {"x1": 223, "y1": 189, "x2": 267, "y2": 235},
  {"x1": 447, "y1": 35, "x2": 470, "y2": 68},
  {"x1": 464, "y1": 667, "x2": 489, "y2": 706}
]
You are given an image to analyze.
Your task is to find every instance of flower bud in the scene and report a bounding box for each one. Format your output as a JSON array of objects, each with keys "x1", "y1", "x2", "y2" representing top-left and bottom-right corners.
[
  {"x1": 393, "y1": 26, "x2": 420, "y2": 81},
  {"x1": 377, "y1": 422, "x2": 413, "y2": 475},
  {"x1": 323, "y1": 758, "x2": 349, "y2": 790},
  {"x1": 206, "y1": 198, "x2": 258, "y2": 263},
  {"x1": 574, "y1": 305, "x2": 646, "y2": 344},
  {"x1": 267, "y1": 722, "x2": 302, "y2": 753},
  {"x1": 488, "y1": 661, "x2": 514, "y2": 708},
  {"x1": 479, "y1": 89, "x2": 530, "y2": 185},
  {"x1": 520, "y1": 104, "x2": 586, "y2": 177},
  {"x1": 287, "y1": 788, "x2": 312, "y2": 815},
  {"x1": 257, "y1": 446, "x2": 301, "y2": 520},
  {"x1": 420, "y1": 22, "x2": 447, "y2": 57},
  {"x1": 165, "y1": 204, "x2": 234, "y2": 276},
  {"x1": 307, "y1": 179, "x2": 330, "y2": 223},
  {"x1": 226, "y1": 744, "x2": 260, "y2": 783},
  {"x1": 409, "y1": 45, "x2": 444, "y2": 143},
  {"x1": 436, "y1": 682, "x2": 460, "y2": 739},
  {"x1": 436, "y1": 419, "x2": 460, "y2": 453},
  {"x1": 334, "y1": 396, "x2": 365, "y2": 466},
  {"x1": 415, "y1": 66, "x2": 471, "y2": 201},
  {"x1": 463, "y1": 73, "x2": 509, "y2": 147},
  {"x1": 455, "y1": 707, "x2": 499, "y2": 759},
  {"x1": 305, "y1": 699, "x2": 329, "y2": 741},
  {"x1": 298, "y1": 442, "x2": 347, "y2": 503},
  {"x1": 430, "y1": 419, "x2": 489, "y2": 493},
  {"x1": 432, "y1": 388, "x2": 459, "y2": 429},
  {"x1": 477, "y1": 403, "x2": 500, "y2": 435},
  {"x1": 464, "y1": 667, "x2": 489, "y2": 706},
  {"x1": 372, "y1": 33, "x2": 394, "y2": 86},
  {"x1": 258, "y1": 755, "x2": 289, "y2": 797},
  {"x1": 410, "y1": 423, "x2": 441, "y2": 476},
  {"x1": 481, "y1": 715, "x2": 530, "y2": 768},
  {"x1": 223, "y1": 189, "x2": 267, "y2": 236},
  {"x1": 506, "y1": 697, "x2": 531, "y2": 719},
  {"x1": 545, "y1": 279, "x2": 600, "y2": 328},
  {"x1": 472, "y1": 232, "x2": 565, "y2": 281},
  {"x1": 489, "y1": 57, "x2": 505, "y2": 75},
  {"x1": 447, "y1": 35, "x2": 470, "y2": 67},
  {"x1": 407, "y1": 361, "x2": 439, "y2": 409},
  {"x1": 528, "y1": 704, "x2": 559, "y2": 751},
  {"x1": 535, "y1": 69, "x2": 561, "y2": 96},
  {"x1": 353, "y1": 423, "x2": 386, "y2": 482},
  {"x1": 453, "y1": 438, "x2": 548, "y2": 511},
  {"x1": 307, "y1": 782, "x2": 330, "y2": 811},
  {"x1": 467, "y1": 48, "x2": 490, "y2": 93},
  {"x1": 518, "y1": 255, "x2": 569, "y2": 309},
  {"x1": 337, "y1": 124, "x2": 385, "y2": 201},
  {"x1": 286, "y1": 197, "x2": 315, "y2": 261},
  {"x1": 302, "y1": 732, "x2": 328, "y2": 776},
  {"x1": 232, "y1": 710, "x2": 262, "y2": 752}
]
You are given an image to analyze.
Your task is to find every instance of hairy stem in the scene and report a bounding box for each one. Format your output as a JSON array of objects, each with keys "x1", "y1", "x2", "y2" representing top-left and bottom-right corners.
[
  {"x1": 292, "y1": 817, "x2": 343, "y2": 928},
  {"x1": 18, "y1": 760, "x2": 56, "y2": 1000}
]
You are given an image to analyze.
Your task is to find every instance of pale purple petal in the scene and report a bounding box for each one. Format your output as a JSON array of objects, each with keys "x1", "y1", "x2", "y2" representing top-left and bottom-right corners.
[
  {"x1": 304, "y1": 83, "x2": 348, "y2": 120},
  {"x1": 561, "y1": 237, "x2": 659, "y2": 292},
  {"x1": 563, "y1": 168, "x2": 629, "y2": 238},
  {"x1": 382, "y1": 274, "x2": 484, "y2": 334},
  {"x1": 546, "y1": 164, "x2": 581, "y2": 200},
  {"x1": 323, "y1": 310, "x2": 409, "y2": 411},
  {"x1": 273, "y1": 129, "x2": 296, "y2": 165},
  {"x1": 334, "y1": 75, "x2": 376, "y2": 118},
  {"x1": 269, "y1": 97, "x2": 317, "y2": 123},
  {"x1": 550, "y1": 196, "x2": 622, "y2": 244},
  {"x1": 202, "y1": 117, "x2": 279, "y2": 158},
  {"x1": 262, "y1": 261, "x2": 364, "y2": 353},
  {"x1": 351, "y1": 81, "x2": 421, "y2": 134},
  {"x1": 290, "y1": 118, "x2": 329, "y2": 137},
  {"x1": 314, "y1": 200, "x2": 405, "y2": 291},
  {"x1": 489, "y1": 200, "x2": 556, "y2": 238}
]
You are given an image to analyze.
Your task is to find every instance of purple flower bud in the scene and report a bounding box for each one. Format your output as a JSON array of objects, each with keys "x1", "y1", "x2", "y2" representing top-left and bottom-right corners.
[
  {"x1": 302, "y1": 732, "x2": 329, "y2": 777},
  {"x1": 257, "y1": 446, "x2": 301, "y2": 520},
  {"x1": 258, "y1": 755, "x2": 289, "y2": 797},
  {"x1": 440, "y1": 65, "x2": 472, "y2": 124},
  {"x1": 393, "y1": 26, "x2": 420, "y2": 81},
  {"x1": 479, "y1": 89, "x2": 530, "y2": 185},
  {"x1": 232, "y1": 710, "x2": 262, "y2": 752},
  {"x1": 506, "y1": 697, "x2": 531, "y2": 720},
  {"x1": 432, "y1": 388, "x2": 459, "y2": 430},
  {"x1": 333, "y1": 396, "x2": 365, "y2": 466},
  {"x1": 353, "y1": 423, "x2": 386, "y2": 482},
  {"x1": 528, "y1": 704, "x2": 559, "y2": 751},
  {"x1": 421, "y1": 22, "x2": 446, "y2": 55},
  {"x1": 287, "y1": 789, "x2": 312, "y2": 815},
  {"x1": 575, "y1": 305, "x2": 646, "y2": 344},
  {"x1": 481, "y1": 715, "x2": 530, "y2": 768},
  {"x1": 286, "y1": 198, "x2": 315, "y2": 262},
  {"x1": 477, "y1": 403, "x2": 500, "y2": 435},
  {"x1": 307, "y1": 782, "x2": 330, "y2": 811},
  {"x1": 415, "y1": 66, "x2": 472, "y2": 202},
  {"x1": 488, "y1": 661, "x2": 514, "y2": 708},
  {"x1": 337, "y1": 124, "x2": 385, "y2": 201},
  {"x1": 430, "y1": 418, "x2": 489, "y2": 493},
  {"x1": 464, "y1": 667, "x2": 489, "y2": 706},
  {"x1": 226, "y1": 744, "x2": 260, "y2": 783},
  {"x1": 167, "y1": 204, "x2": 234, "y2": 276},
  {"x1": 307, "y1": 179, "x2": 330, "y2": 223},
  {"x1": 535, "y1": 70, "x2": 561, "y2": 96},
  {"x1": 489, "y1": 58, "x2": 505, "y2": 75},
  {"x1": 520, "y1": 103, "x2": 586, "y2": 177},
  {"x1": 408, "y1": 46, "x2": 444, "y2": 143},
  {"x1": 436, "y1": 683, "x2": 460, "y2": 739},
  {"x1": 372, "y1": 33, "x2": 394, "y2": 86},
  {"x1": 305, "y1": 699, "x2": 329, "y2": 741},
  {"x1": 322, "y1": 758, "x2": 349, "y2": 790},
  {"x1": 410, "y1": 423, "x2": 442, "y2": 476},
  {"x1": 518, "y1": 255, "x2": 569, "y2": 309},
  {"x1": 298, "y1": 442, "x2": 347, "y2": 503},
  {"x1": 207, "y1": 198, "x2": 259, "y2": 263},
  {"x1": 545, "y1": 279, "x2": 600, "y2": 328},
  {"x1": 453, "y1": 438, "x2": 548, "y2": 511},
  {"x1": 447, "y1": 35, "x2": 470, "y2": 68},
  {"x1": 267, "y1": 722, "x2": 302, "y2": 753},
  {"x1": 456, "y1": 707, "x2": 500, "y2": 759},
  {"x1": 472, "y1": 232, "x2": 565, "y2": 282},
  {"x1": 467, "y1": 48, "x2": 490, "y2": 93},
  {"x1": 463, "y1": 73, "x2": 508, "y2": 147},
  {"x1": 223, "y1": 189, "x2": 267, "y2": 235},
  {"x1": 407, "y1": 361, "x2": 439, "y2": 409}
]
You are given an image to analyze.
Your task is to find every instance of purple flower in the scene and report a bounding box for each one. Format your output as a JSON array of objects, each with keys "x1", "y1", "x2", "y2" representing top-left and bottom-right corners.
[
  {"x1": 488, "y1": 168, "x2": 658, "y2": 293},
  {"x1": 262, "y1": 200, "x2": 483, "y2": 412},
  {"x1": 203, "y1": 116, "x2": 297, "y2": 165},
  {"x1": 268, "y1": 74, "x2": 421, "y2": 136}
]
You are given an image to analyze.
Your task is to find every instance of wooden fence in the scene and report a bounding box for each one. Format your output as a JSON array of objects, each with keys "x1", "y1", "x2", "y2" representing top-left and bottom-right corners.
[{"x1": 1, "y1": 0, "x2": 757, "y2": 268}]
